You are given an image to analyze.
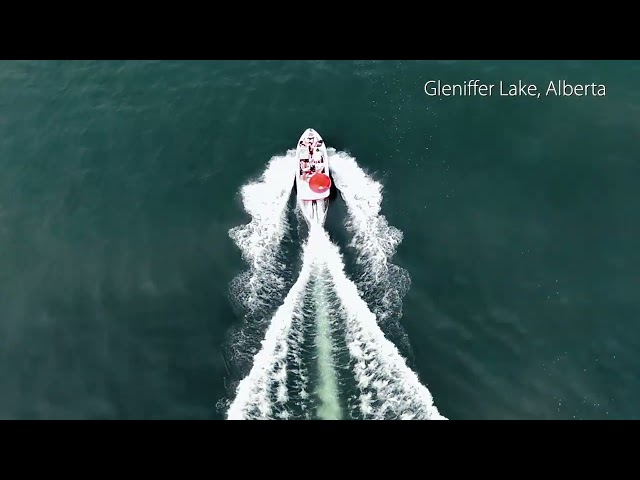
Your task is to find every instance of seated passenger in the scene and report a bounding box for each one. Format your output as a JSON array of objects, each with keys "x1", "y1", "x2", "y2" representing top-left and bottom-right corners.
[
  {"x1": 300, "y1": 148, "x2": 309, "y2": 168},
  {"x1": 312, "y1": 150, "x2": 324, "y2": 172},
  {"x1": 300, "y1": 151, "x2": 310, "y2": 180}
]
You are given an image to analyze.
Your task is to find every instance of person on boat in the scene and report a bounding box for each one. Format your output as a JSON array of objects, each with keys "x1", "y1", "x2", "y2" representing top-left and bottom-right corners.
[
  {"x1": 308, "y1": 160, "x2": 316, "y2": 179},
  {"x1": 300, "y1": 150, "x2": 311, "y2": 181},
  {"x1": 312, "y1": 150, "x2": 324, "y2": 173}
]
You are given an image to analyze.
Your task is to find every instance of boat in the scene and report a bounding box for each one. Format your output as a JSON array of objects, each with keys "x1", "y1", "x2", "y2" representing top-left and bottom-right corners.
[{"x1": 295, "y1": 128, "x2": 331, "y2": 225}]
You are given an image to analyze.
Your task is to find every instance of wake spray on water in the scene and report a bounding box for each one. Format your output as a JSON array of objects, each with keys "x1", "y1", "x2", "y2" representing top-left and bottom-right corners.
[
  {"x1": 228, "y1": 152, "x2": 297, "y2": 315},
  {"x1": 227, "y1": 223, "x2": 339, "y2": 419},
  {"x1": 225, "y1": 152, "x2": 298, "y2": 379},
  {"x1": 225, "y1": 148, "x2": 446, "y2": 420},
  {"x1": 328, "y1": 149, "x2": 415, "y2": 362},
  {"x1": 309, "y1": 229, "x2": 343, "y2": 420},
  {"x1": 328, "y1": 149, "x2": 411, "y2": 323},
  {"x1": 306, "y1": 226, "x2": 446, "y2": 420},
  {"x1": 313, "y1": 274, "x2": 342, "y2": 419},
  {"x1": 226, "y1": 256, "x2": 312, "y2": 419}
]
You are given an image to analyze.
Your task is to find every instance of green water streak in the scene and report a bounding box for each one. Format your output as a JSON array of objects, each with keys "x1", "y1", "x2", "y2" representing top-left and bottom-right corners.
[{"x1": 313, "y1": 272, "x2": 342, "y2": 420}]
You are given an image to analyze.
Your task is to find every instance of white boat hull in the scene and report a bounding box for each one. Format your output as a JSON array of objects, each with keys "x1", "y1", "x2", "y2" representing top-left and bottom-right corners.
[{"x1": 295, "y1": 128, "x2": 331, "y2": 225}]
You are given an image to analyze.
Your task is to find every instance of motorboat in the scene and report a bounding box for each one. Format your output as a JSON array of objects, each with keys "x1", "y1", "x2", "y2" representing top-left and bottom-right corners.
[{"x1": 295, "y1": 128, "x2": 331, "y2": 225}]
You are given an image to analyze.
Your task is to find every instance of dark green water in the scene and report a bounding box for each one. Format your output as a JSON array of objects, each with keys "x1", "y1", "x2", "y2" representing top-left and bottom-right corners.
[{"x1": 0, "y1": 60, "x2": 637, "y2": 419}]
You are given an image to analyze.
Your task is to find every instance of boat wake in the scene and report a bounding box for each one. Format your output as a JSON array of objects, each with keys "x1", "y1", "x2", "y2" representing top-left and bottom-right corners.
[
  {"x1": 328, "y1": 148, "x2": 413, "y2": 355},
  {"x1": 224, "y1": 149, "x2": 446, "y2": 420},
  {"x1": 224, "y1": 151, "x2": 298, "y2": 376}
]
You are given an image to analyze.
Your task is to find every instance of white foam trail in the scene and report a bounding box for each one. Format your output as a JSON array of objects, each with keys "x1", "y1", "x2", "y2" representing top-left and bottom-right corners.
[
  {"x1": 286, "y1": 286, "x2": 315, "y2": 419},
  {"x1": 312, "y1": 225, "x2": 446, "y2": 420},
  {"x1": 227, "y1": 234, "x2": 316, "y2": 420},
  {"x1": 228, "y1": 152, "x2": 296, "y2": 315},
  {"x1": 226, "y1": 148, "x2": 445, "y2": 420},
  {"x1": 225, "y1": 151, "x2": 299, "y2": 380},
  {"x1": 328, "y1": 150, "x2": 410, "y2": 323},
  {"x1": 312, "y1": 265, "x2": 342, "y2": 420}
]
